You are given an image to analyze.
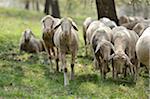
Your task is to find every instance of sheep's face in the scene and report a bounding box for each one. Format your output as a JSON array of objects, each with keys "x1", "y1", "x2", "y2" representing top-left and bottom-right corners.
[
  {"x1": 53, "y1": 17, "x2": 78, "y2": 34},
  {"x1": 24, "y1": 29, "x2": 33, "y2": 42},
  {"x1": 61, "y1": 19, "x2": 72, "y2": 36},
  {"x1": 113, "y1": 53, "x2": 126, "y2": 74},
  {"x1": 42, "y1": 18, "x2": 54, "y2": 33}
]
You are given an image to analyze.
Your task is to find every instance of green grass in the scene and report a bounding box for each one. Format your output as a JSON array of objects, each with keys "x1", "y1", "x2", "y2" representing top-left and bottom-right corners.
[{"x1": 0, "y1": 7, "x2": 149, "y2": 98}]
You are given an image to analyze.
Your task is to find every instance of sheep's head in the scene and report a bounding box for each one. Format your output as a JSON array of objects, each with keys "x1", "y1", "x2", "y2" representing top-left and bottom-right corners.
[
  {"x1": 119, "y1": 15, "x2": 129, "y2": 25},
  {"x1": 23, "y1": 29, "x2": 34, "y2": 42},
  {"x1": 113, "y1": 53, "x2": 127, "y2": 74},
  {"x1": 53, "y1": 17, "x2": 78, "y2": 35},
  {"x1": 41, "y1": 15, "x2": 54, "y2": 33},
  {"x1": 110, "y1": 51, "x2": 132, "y2": 74}
]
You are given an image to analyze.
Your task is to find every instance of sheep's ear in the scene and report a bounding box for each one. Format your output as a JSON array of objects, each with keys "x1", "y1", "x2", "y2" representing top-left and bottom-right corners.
[
  {"x1": 41, "y1": 15, "x2": 54, "y2": 23},
  {"x1": 72, "y1": 21, "x2": 78, "y2": 31},
  {"x1": 53, "y1": 22, "x2": 61, "y2": 30},
  {"x1": 41, "y1": 17, "x2": 45, "y2": 23},
  {"x1": 108, "y1": 53, "x2": 115, "y2": 61},
  {"x1": 53, "y1": 20, "x2": 62, "y2": 30},
  {"x1": 30, "y1": 31, "x2": 35, "y2": 37},
  {"x1": 23, "y1": 30, "x2": 26, "y2": 35}
]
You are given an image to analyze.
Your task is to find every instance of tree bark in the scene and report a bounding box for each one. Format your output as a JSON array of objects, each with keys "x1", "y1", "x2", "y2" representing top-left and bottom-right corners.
[
  {"x1": 44, "y1": 0, "x2": 60, "y2": 18},
  {"x1": 36, "y1": 0, "x2": 40, "y2": 11},
  {"x1": 25, "y1": 0, "x2": 30, "y2": 10},
  {"x1": 44, "y1": 0, "x2": 50, "y2": 15},
  {"x1": 51, "y1": 0, "x2": 60, "y2": 18},
  {"x1": 95, "y1": 0, "x2": 118, "y2": 25}
]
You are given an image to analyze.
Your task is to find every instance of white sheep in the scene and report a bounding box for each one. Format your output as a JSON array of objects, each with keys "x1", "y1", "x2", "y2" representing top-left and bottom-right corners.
[
  {"x1": 99, "y1": 17, "x2": 117, "y2": 29},
  {"x1": 136, "y1": 27, "x2": 150, "y2": 71},
  {"x1": 53, "y1": 17, "x2": 79, "y2": 86},
  {"x1": 83, "y1": 17, "x2": 94, "y2": 56},
  {"x1": 110, "y1": 26, "x2": 139, "y2": 80},
  {"x1": 86, "y1": 21, "x2": 106, "y2": 55},
  {"x1": 91, "y1": 26, "x2": 114, "y2": 79}
]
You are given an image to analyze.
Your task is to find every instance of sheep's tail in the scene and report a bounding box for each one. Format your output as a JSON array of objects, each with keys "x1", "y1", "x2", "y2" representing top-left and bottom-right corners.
[{"x1": 95, "y1": 40, "x2": 115, "y2": 53}]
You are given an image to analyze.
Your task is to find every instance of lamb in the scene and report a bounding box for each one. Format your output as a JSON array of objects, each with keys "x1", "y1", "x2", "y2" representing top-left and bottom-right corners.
[
  {"x1": 110, "y1": 26, "x2": 139, "y2": 80},
  {"x1": 53, "y1": 17, "x2": 78, "y2": 86},
  {"x1": 41, "y1": 15, "x2": 60, "y2": 71},
  {"x1": 136, "y1": 27, "x2": 150, "y2": 71},
  {"x1": 91, "y1": 26, "x2": 114, "y2": 79},
  {"x1": 19, "y1": 29, "x2": 45, "y2": 53},
  {"x1": 83, "y1": 17, "x2": 94, "y2": 55}
]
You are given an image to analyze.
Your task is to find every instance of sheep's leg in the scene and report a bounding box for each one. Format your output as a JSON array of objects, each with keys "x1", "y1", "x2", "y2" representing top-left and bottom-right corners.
[
  {"x1": 84, "y1": 34, "x2": 87, "y2": 56},
  {"x1": 123, "y1": 66, "x2": 127, "y2": 78},
  {"x1": 112, "y1": 59, "x2": 115, "y2": 79},
  {"x1": 70, "y1": 51, "x2": 76, "y2": 80},
  {"x1": 102, "y1": 62, "x2": 105, "y2": 79},
  {"x1": 129, "y1": 64, "x2": 134, "y2": 79},
  {"x1": 48, "y1": 49, "x2": 54, "y2": 70},
  {"x1": 35, "y1": 47, "x2": 40, "y2": 54},
  {"x1": 114, "y1": 67, "x2": 118, "y2": 80},
  {"x1": 95, "y1": 55, "x2": 102, "y2": 79},
  {"x1": 61, "y1": 53, "x2": 68, "y2": 86},
  {"x1": 94, "y1": 58, "x2": 99, "y2": 70},
  {"x1": 135, "y1": 55, "x2": 139, "y2": 81},
  {"x1": 55, "y1": 48, "x2": 59, "y2": 72},
  {"x1": 52, "y1": 47, "x2": 59, "y2": 72}
]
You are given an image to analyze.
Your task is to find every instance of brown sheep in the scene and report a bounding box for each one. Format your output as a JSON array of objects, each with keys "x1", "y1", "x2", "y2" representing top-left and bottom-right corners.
[
  {"x1": 41, "y1": 15, "x2": 60, "y2": 71},
  {"x1": 19, "y1": 29, "x2": 45, "y2": 53}
]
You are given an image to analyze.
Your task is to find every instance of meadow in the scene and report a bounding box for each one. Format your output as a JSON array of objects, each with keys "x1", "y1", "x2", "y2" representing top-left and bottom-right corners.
[{"x1": 0, "y1": 7, "x2": 149, "y2": 98}]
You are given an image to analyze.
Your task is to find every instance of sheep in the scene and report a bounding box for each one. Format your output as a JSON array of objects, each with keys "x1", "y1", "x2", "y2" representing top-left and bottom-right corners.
[
  {"x1": 86, "y1": 20, "x2": 106, "y2": 55},
  {"x1": 132, "y1": 23, "x2": 146, "y2": 36},
  {"x1": 119, "y1": 15, "x2": 144, "y2": 25},
  {"x1": 119, "y1": 15, "x2": 130, "y2": 25},
  {"x1": 123, "y1": 19, "x2": 150, "y2": 36},
  {"x1": 41, "y1": 15, "x2": 60, "y2": 71},
  {"x1": 53, "y1": 17, "x2": 78, "y2": 86},
  {"x1": 19, "y1": 29, "x2": 45, "y2": 53},
  {"x1": 83, "y1": 17, "x2": 94, "y2": 56},
  {"x1": 136, "y1": 27, "x2": 150, "y2": 71},
  {"x1": 110, "y1": 26, "x2": 139, "y2": 80},
  {"x1": 121, "y1": 21, "x2": 139, "y2": 30},
  {"x1": 99, "y1": 17, "x2": 117, "y2": 29},
  {"x1": 91, "y1": 26, "x2": 114, "y2": 79}
]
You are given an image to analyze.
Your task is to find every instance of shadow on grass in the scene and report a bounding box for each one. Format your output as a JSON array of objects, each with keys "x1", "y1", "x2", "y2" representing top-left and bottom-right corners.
[
  {"x1": 75, "y1": 73, "x2": 135, "y2": 85},
  {"x1": 41, "y1": 64, "x2": 64, "y2": 84}
]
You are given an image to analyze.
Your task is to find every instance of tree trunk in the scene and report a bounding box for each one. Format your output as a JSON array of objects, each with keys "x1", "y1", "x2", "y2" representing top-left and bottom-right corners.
[
  {"x1": 95, "y1": 0, "x2": 118, "y2": 25},
  {"x1": 36, "y1": 0, "x2": 40, "y2": 11},
  {"x1": 25, "y1": 0, "x2": 30, "y2": 10},
  {"x1": 51, "y1": 0, "x2": 60, "y2": 18},
  {"x1": 44, "y1": 0, "x2": 50, "y2": 15}
]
